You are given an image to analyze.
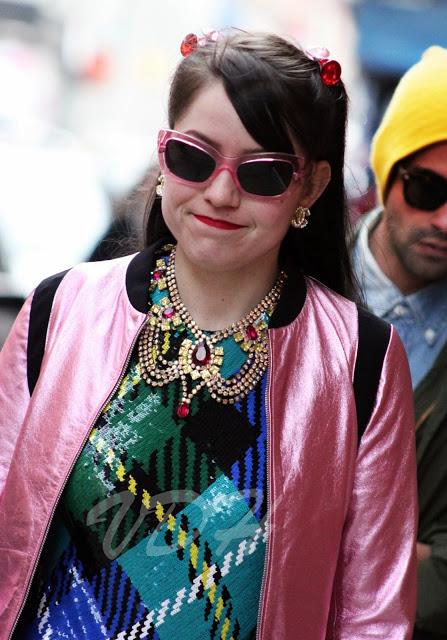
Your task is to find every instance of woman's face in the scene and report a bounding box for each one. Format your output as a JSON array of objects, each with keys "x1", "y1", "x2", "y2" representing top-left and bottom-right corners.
[{"x1": 161, "y1": 80, "x2": 329, "y2": 276}]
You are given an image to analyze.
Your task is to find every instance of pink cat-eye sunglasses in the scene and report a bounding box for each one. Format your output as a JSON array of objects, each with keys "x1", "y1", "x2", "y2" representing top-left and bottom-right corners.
[{"x1": 158, "y1": 129, "x2": 306, "y2": 198}]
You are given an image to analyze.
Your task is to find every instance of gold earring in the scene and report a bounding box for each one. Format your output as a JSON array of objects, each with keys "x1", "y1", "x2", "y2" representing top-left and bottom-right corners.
[
  {"x1": 156, "y1": 174, "x2": 166, "y2": 197},
  {"x1": 291, "y1": 206, "x2": 310, "y2": 229}
]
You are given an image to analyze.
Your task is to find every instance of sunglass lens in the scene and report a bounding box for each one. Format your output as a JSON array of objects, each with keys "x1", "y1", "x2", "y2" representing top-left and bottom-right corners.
[
  {"x1": 238, "y1": 160, "x2": 294, "y2": 196},
  {"x1": 404, "y1": 170, "x2": 447, "y2": 211},
  {"x1": 165, "y1": 140, "x2": 215, "y2": 182}
]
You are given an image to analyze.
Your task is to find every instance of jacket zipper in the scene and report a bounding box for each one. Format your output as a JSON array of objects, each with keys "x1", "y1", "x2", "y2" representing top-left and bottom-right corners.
[
  {"x1": 8, "y1": 317, "x2": 147, "y2": 639},
  {"x1": 256, "y1": 338, "x2": 273, "y2": 640}
]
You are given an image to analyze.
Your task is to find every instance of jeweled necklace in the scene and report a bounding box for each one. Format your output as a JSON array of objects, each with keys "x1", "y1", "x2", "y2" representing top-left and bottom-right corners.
[{"x1": 138, "y1": 246, "x2": 286, "y2": 418}]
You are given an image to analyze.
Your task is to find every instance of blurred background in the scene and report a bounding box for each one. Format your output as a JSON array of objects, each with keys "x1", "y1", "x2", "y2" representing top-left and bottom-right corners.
[{"x1": 0, "y1": 0, "x2": 446, "y2": 342}]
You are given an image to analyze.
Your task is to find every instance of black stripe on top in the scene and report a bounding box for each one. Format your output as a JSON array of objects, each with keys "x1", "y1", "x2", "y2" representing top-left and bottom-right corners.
[{"x1": 27, "y1": 270, "x2": 70, "y2": 395}]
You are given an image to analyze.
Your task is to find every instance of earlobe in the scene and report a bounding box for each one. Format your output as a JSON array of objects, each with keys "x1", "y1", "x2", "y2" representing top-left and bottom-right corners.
[{"x1": 302, "y1": 161, "x2": 331, "y2": 207}]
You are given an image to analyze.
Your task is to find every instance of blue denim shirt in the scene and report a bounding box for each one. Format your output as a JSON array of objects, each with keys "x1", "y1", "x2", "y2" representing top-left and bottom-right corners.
[{"x1": 353, "y1": 208, "x2": 447, "y2": 389}]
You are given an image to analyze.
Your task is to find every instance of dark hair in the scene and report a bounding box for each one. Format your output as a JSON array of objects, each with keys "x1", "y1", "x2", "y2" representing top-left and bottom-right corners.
[{"x1": 144, "y1": 30, "x2": 356, "y2": 299}]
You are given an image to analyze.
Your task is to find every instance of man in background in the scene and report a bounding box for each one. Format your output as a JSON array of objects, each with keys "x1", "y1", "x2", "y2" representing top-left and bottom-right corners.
[{"x1": 352, "y1": 46, "x2": 447, "y2": 640}]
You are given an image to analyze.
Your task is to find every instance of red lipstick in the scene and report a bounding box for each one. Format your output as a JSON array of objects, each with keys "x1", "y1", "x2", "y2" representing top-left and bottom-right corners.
[{"x1": 194, "y1": 214, "x2": 244, "y2": 230}]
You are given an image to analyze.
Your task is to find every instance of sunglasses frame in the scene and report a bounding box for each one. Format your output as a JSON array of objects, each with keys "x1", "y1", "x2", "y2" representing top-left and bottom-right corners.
[
  {"x1": 157, "y1": 128, "x2": 306, "y2": 199},
  {"x1": 399, "y1": 166, "x2": 447, "y2": 212}
]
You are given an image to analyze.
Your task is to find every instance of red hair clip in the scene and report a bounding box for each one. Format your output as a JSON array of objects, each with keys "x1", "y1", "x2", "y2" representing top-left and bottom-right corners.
[
  {"x1": 180, "y1": 33, "x2": 198, "y2": 57},
  {"x1": 305, "y1": 47, "x2": 342, "y2": 86},
  {"x1": 180, "y1": 29, "x2": 219, "y2": 57}
]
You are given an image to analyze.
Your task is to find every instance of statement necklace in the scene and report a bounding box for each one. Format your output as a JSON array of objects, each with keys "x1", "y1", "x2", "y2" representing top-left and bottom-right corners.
[{"x1": 138, "y1": 247, "x2": 287, "y2": 418}]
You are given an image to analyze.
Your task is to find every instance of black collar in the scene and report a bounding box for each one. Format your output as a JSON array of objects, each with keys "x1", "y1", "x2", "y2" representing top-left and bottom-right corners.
[{"x1": 125, "y1": 243, "x2": 306, "y2": 329}]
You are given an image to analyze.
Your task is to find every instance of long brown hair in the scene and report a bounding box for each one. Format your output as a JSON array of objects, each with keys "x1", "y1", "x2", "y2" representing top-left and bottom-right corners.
[{"x1": 144, "y1": 31, "x2": 356, "y2": 299}]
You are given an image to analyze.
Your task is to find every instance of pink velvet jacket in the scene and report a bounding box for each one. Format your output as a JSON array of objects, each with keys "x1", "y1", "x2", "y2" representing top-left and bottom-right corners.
[{"x1": 0, "y1": 249, "x2": 417, "y2": 639}]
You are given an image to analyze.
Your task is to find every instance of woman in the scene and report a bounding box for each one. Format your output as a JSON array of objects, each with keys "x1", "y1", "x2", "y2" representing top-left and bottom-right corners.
[{"x1": 0, "y1": 30, "x2": 417, "y2": 639}]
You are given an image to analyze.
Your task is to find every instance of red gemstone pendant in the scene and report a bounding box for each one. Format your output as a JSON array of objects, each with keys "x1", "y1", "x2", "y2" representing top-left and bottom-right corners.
[
  {"x1": 162, "y1": 306, "x2": 175, "y2": 319},
  {"x1": 246, "y1": 325, "x2": 258, "y2": 340},
  {"x1": 192, "y1": 342, "x2": 210, "y2": 366},
  {"x1": 177, "y1": 402, "x2": 190, "y2": 418}
]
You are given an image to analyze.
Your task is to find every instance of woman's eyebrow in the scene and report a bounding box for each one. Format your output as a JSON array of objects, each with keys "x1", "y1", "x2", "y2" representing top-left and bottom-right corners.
[{"x1": 183, "y1": 129, "x2": 264, "y2": 155}]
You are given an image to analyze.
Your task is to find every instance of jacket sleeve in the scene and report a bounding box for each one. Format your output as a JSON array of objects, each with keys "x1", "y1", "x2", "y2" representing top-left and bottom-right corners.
[
  {"x1": 328, "y1": 326, "x2": 418, "y2": 639},
  {"x1": 0, "y1": 293, "x2": 33, "y2": 494},
  {"x1": 416, "y1": 523, "x2": 447, "y2": 634}
]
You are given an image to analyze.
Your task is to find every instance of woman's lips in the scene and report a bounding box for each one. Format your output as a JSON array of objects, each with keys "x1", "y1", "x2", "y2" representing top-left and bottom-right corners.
[{"x1": 193, "y1": 214, "x2": 245, "y2": 230}]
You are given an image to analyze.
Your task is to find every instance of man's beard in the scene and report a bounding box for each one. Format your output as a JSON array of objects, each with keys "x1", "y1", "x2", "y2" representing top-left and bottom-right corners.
[{"x1": 391, "y1": 226, "x2": 447, "y2": 284}]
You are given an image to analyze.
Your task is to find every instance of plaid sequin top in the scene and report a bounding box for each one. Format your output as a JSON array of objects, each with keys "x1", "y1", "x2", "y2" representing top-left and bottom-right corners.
[{"x1": 15, "y1": 255, "x2": 272, "y2": 640}]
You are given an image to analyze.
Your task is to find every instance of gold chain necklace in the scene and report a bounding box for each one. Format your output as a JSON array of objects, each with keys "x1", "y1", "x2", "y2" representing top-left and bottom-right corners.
[{"x1": 138, "y1": 247, "x2": 286, "y2": 418}]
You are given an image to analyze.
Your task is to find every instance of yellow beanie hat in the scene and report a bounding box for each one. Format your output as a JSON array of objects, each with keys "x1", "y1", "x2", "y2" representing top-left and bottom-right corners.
[{"x1": 370, "y1": 46, "x2": 447, "y2": 203}]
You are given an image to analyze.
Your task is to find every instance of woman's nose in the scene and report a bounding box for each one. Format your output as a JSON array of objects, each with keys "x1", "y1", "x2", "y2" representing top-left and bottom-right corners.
[{"x1": 203, "y1": 168, "x2": 241, "y2": 208}]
